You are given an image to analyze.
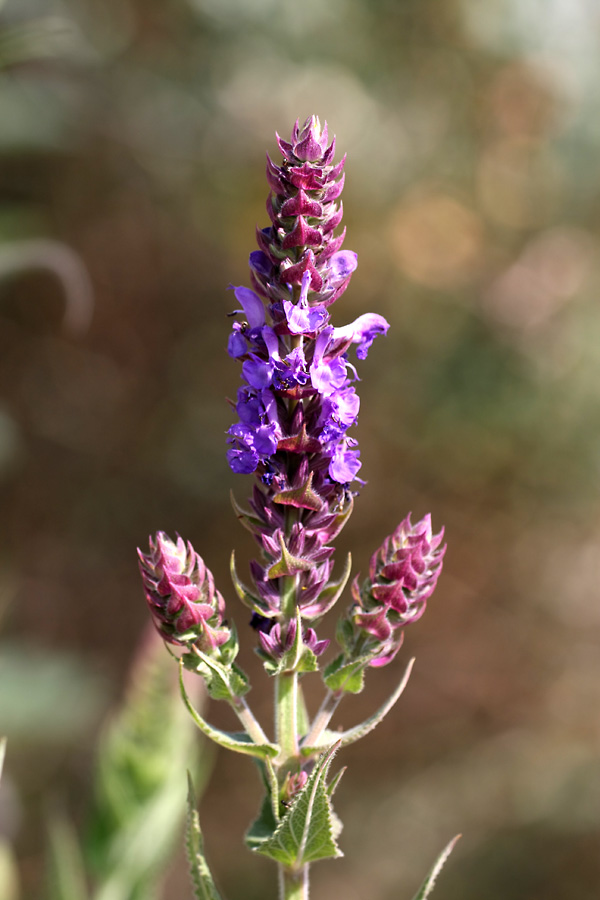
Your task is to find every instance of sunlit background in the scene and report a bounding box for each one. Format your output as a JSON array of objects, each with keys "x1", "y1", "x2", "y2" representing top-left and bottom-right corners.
[{"x1": 1, "y1": 0, "x2": 600, "y2": 897}]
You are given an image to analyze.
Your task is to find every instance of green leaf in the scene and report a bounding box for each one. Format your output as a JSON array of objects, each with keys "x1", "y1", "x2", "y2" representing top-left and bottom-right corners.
[
  {"x1": 187, "y1": 650, "x2": 249, "y2": 701},
  {"x1": 296, "y1": 647, "x2": 318, "y2": 674},
  {"x1": 326, "y1": 766, "x2": 346, "y2": 799},
  {"x1": 323, "y1": 654, "x2": 371, "y2": 694},
  {"x1": 256, "y1": 744, "x2": 343, "y2": 868},
  {"x1": 410, "y1": 835, "x2": 461, "y2": 900},
  {"x1": 303, "y1": 659, "x2": 415, "y2": 755},
  {"x1": 245, "y1": 794, "x2": 278, "y2": 852},
  {"x1": 47, "y1": 812, "x2": 89, "y2": 900},
  {"x1": 85, "y1": 629, "x2": 204, "y2": 900},
  {"x1": 335, "y1": 616, "x2": 356, "y2": 655},
  {"x1": 229, "y1": 491, "x2": 265, "y2": 535},
  {"x1": 230, "y1": 552, "x2": 269, "y2": 616},
  {"x1": 93, "y1": 780, "x2": 191, "y2": 900},
  {"x1": 0, "y1": 644, "x2": 106, "y2": 744},
  {"x1": 179, "y1": 665, "x2": 280, "y2": 760},
  {"x1": 186, "y1": 775, "x2": 223, "y2": 900}
]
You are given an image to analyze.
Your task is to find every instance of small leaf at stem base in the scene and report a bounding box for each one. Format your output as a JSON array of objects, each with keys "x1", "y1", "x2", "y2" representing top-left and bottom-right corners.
[
  {"x1": 245, "y1": 795, "x2": 279, "y2": 852},
  {"x1": 256, "y1": 743, "x2": 343, "y2": 868},
  {"x1": 323, "y1": 653, "x2": 372, "y2": 694}
]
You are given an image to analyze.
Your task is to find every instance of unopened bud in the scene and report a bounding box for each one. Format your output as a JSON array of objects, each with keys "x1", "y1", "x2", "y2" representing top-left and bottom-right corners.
[{"x1": 138, "y1": 532, "x2": 230, "y2": 653}]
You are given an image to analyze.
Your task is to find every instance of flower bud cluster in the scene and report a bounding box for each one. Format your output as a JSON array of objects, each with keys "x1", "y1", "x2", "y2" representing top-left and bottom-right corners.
[
  {"x1": 252, "y1": 613, "x2": 329, "y2": 665},
  {"x1": 339, "y1": 514, "x2": 446, "y2": 667},
  {"x1": 227, "y1": 117, "x2": 389, "y2": 647},
  {"x1": 138, "y1": 532, "x2": 231, "y2": 655}
]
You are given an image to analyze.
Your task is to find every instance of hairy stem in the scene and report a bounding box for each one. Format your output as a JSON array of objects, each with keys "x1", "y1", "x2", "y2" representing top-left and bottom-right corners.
[
  {"x1": 230, "y1": 695, "x2": 271, "y2": 746},
  {"x1": 275, "y1": 660, "x2": 310, "y2": 898},
  {"x1": 279, "y1": 864, "x2": 309, "y2": 900},
  {"x1": 275, "y1": 671, "x2": 299, "y2": 762},
  {"x1": 302, "y1": 689, "x2": 342, "y2": 749}
]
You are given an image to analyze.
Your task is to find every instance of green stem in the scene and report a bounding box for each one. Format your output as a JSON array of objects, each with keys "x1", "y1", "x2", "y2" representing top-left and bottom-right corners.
[
  {"x1": 278, "y1": 864, "x2": 309, "y2": 900},
  {"x1": 230, "y1": 695, "x2": 271, "y2": 746},
  {"x1": 302, "y1": 689, "x2": 343, "y2": 749},
  {"x1": 275, "y1": 670, "x2": 299, "y2": 762},
  {"x1": 280, "y1": 572, "x2": 297, "y2": 618}
]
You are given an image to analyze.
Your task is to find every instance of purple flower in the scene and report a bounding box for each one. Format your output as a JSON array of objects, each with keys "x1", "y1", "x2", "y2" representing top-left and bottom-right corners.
[
  {"x1": 319, "y1": 387, "x2": 360, "y2": 441},
  {"x1": 327, "y1": 250, "x2": 358, "y2": 285},
  {"x1": 249, "y1": 250, "x2": 272, "y2": 278},
  {"x1": 328, "y1": 437, "x2": 361, "y2": 483},
  {"x1": 225, "y1": 118, "x2": 399, "y2": 652},
  {"x1": 242, "y1": 354, "x2": 274, "y2": 389},
  {"x1": 227, "y1": 446, "x2": 259, "y2": 475},
  {"x1": 310, "y1": 329, "x2": 349, "y2": 396},
  {"x1": 273, "y1": 347, "x2": 310, "y2": 390},
  {"x1": 228, "y1": 326, "x2": 248, "y2": 359},
  {"x1": 232, "y1": 285, "x2": 266, "y2": 328},
  {"x1": 236, "y1": 387, "x2": 263, "y2": 427},
  {"x1": 283, "y1": 272, "x2": 329, "y2": 335},
  {"x1": 332, "y1": 313, "x2": 390, "y2": 360}
]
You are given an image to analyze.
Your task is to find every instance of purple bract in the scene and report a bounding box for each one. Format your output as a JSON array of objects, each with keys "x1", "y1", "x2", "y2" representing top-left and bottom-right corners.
[
  {"x1": 345, "y1": 514, "x2": 446, "y2": 667},
  {"x1": 138, "y1": 532, "x2": 230, "y2": 653}
]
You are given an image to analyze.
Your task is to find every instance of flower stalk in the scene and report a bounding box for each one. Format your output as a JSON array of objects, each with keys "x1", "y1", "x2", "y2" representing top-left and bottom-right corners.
[{"x1": 137, "y1": 115, "x2": 455, "y2": 900}]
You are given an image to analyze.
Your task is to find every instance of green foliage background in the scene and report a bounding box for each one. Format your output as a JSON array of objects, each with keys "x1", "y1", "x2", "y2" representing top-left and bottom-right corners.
[{"x1": 1, "y1": 0, "x2": 600, "y2": 898}]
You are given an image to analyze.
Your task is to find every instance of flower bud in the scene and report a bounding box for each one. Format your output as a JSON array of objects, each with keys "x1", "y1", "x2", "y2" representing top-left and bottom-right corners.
[
  {"x1": 339, "y1": 514, "x2": 445, "y2": 667},
  {"x1": 365, "y1": 513, "x2": 445, "y2": 622},
  {"x1": 255, "y1": 616, "x2": 329, "y2": 663},
  {"x1": 293, "y1": 115, "x2": 329, "y2": 161},
  {"x1": 138, "y1": 532, "x2": 230, "y2": 652},
  {"x1": 281, "y1": 770, "x2": 309, "y2": 806}
]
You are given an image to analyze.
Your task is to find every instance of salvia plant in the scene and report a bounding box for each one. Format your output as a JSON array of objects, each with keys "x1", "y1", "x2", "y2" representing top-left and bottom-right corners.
[{"x1": 138, "y1": 115, "x2": 459, "y2": 900}]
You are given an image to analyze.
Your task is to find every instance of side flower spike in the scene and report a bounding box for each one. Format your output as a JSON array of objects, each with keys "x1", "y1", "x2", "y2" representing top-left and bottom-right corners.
[
  {"x1": 338, "y1": 514, "x2": 446, "y2": 668},
  {"x1": 138, "y1": 532, "x2": 232, "y2": 655}
]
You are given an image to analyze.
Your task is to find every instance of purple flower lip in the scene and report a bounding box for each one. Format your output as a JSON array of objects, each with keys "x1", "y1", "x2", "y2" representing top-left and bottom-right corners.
[{"x1": 332, "y1": 313, "x2": 390, "y2": 360}]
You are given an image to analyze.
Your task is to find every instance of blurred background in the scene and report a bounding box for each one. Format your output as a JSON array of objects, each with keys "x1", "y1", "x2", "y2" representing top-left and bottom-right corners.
[{"x1": 1, "y1": 0, "x2": 600, "y2": 897}]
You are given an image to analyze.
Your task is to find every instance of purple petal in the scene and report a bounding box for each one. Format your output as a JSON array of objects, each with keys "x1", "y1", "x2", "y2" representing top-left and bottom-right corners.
[
  {"x1": 242, "y1": 355, "x2": 273, "y2": 389},
  {"x1": 236, "y1": 388, "x2": 263, "y2": 426},
  {"x1": 310, "y1": 353, "x2": 348, "y2": 397},
  {"x1": 283, "y1": 300, "x2": 329, "y2": 335},
  {"x1": 254, "y1": 423, "x2": 279, "y2": 456},
  {"x1": 233, "y1": 286, "x2": 265, "y2": 329},
  {"x1": 328, "y1": 439, "x2": 361, "y2": 483},
  {"x1": 332, "y1": 313, "x2": 390, "y2": 359},
  {"x1": 249, "y1": 251, "x2": 272, "y2": 278},
  {"x1": 227, "y1": 447, "x2": 258, "y2": 474},
  {"x1": 228, "y1": 328, "x2": 248, "y2": 358},
  {"x1": 327, "y1": 250, "x2": 357, "y2": 285}
]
